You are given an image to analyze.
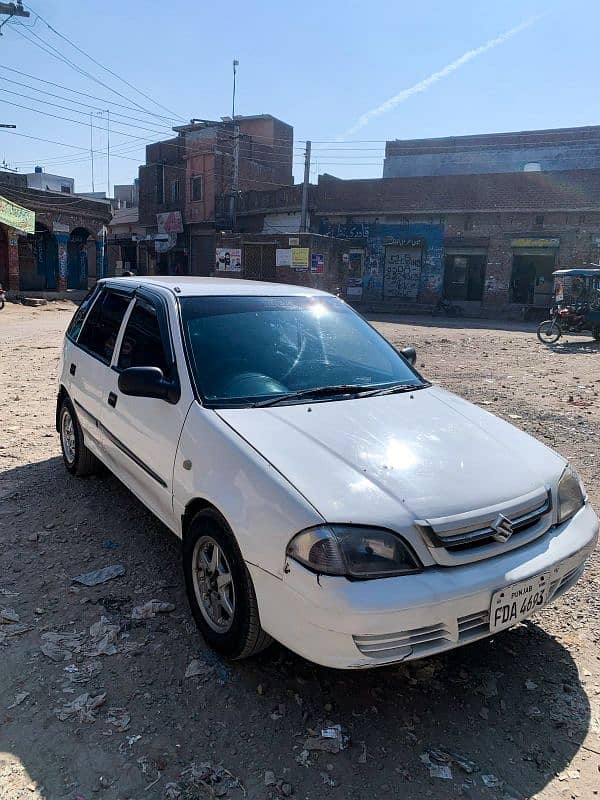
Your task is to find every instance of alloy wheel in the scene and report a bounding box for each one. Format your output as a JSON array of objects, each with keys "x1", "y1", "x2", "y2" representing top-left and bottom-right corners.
[
  {"x1": 61, "y1": 408, "x2": 76, "y2": 465},
  {"x1": 192, "y1": 535, "x2": 236, "y2": 633}
]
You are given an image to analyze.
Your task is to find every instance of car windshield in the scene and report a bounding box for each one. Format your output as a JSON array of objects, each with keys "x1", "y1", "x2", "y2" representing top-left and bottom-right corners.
[{"x1": 180, "y1": 295, "x2": 425, "y2": 407}]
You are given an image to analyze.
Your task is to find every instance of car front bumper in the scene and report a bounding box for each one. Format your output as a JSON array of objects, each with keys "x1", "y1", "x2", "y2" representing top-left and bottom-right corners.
[{"x1": 249, "y1": 503, "x2": 599, "y2": 669}]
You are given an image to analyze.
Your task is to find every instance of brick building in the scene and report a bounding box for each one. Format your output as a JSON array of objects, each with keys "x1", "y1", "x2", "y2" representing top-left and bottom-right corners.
[
  {"x1": 0, "y1": 173, "x2": 112, "y2": 294},
  {"x1": 383, "y1": 125, "x2": 600, "y2": 178},
  {"x1": 137, "y1": 114, "x2": 293, "y2": 277},
  {"x1": 219, "y1": 167, "x2": 600, "y2": 317}
]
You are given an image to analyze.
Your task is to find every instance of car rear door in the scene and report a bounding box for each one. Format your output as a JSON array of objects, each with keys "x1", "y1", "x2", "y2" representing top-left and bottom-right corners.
[
  {"x1": 67, "y1": 285, "x2": 133, "y2": 456},
  {"x1": 100, "y1": 288, "x2": 193, "y2": 528}
]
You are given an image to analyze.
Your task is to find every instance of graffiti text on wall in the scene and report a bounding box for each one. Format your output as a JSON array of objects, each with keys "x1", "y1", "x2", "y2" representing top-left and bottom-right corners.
[{"x1": 384, "y1": 246, "x2": 422, "y2": 299}]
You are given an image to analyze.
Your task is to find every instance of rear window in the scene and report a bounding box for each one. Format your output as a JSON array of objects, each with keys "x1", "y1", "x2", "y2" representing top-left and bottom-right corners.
[
  {"x1": 66, "y1": 286, "x2": 100, "y2": 342},
  {"x1": 77, "y1": 289, "x2": 131, "y2": 364}
]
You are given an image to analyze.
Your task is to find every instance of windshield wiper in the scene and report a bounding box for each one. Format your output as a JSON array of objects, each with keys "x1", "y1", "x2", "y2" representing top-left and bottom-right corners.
[
  {"x1": 253, "y1": 384, "x2": 374, "y2": 408},
  {"x1": 360, "y1": 382, "x2": 428, "y2": 398}
]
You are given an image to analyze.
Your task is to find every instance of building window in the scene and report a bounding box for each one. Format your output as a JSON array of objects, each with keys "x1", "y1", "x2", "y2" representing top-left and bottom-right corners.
[
  {"x1": 535, "y1": 215, "x2": 544, "y2": 227},
  {"x1": 191, "y1": 175, "x2": 203, "y2": 202},
  {"x1": 61, "y1": 184, "x2": 71, "y2": 194},
  {"x1": 171, "y1": 180, "x2": 180, "y2": 202}
]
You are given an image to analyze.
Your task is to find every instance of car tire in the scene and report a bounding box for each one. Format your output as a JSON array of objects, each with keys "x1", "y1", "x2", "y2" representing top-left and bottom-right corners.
[
  {"x1": 59, "y1": 398, "x2": 98, "y2": 477},
  {"x1": 183, "y1": 508, "x2": 272, "y2": 660}
]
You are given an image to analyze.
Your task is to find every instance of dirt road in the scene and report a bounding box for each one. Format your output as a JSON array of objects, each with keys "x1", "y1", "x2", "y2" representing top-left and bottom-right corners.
[{"x1": 1, "y1": 303, "x2": 598, "y2": 800}]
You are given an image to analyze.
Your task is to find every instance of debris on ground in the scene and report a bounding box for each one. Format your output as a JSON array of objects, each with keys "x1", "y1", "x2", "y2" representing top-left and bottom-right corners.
[
  {"x1": 105, "y1": 706, "x2": 131, "y2": 731},
  {"x1": 72, "y1": 564, "x2": 126, "y2": 586},
  {"x1": 164, "y1": 782, "x2": 182, "y2": 799},
  {"x1": 481, "y1": 774, "x2": 503, "y2": 788},
  {"x1": 6, "y1": 691, "x2": 29, "y2": 709},
  {"x1": 40, "y1": 630, "x2": 84, "y2": 662},
  {"x1": 420, "y1": 752, "x2": 453, "y2": 780},
  {"x1": 130, "y1": 599, "x2": 175, "y2": 620},
  {"x1": 54, "y1": 691, "x2": 106, "y2": 723},
  {"x1": 180, "y1": 762, "x2": 246, "y2": 797},
  {"x1": 0, "y1": 607, "x2": 19, "y2": 623},
  {"x1": 303, "y1": 724, "x2": 349, "y2": 754},
  {"x1": 184, "y1": 658, "x2": 214, "y2": 679},
  {"x1": 357, "y1": 741, "x2": 368, "y2": 764},
  {"x1": 87, "y1": 615, "x2": 121, "y2": 656},
  {"x1": 428, "y1": 748, "x2": 479, "y2": 774}
]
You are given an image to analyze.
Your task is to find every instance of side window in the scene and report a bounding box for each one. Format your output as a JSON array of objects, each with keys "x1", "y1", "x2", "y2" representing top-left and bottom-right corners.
[
  {"x1": 77, "y1": 290, "x2": 131, "y2": 364},
  {"x1": 118, "y1": 299, "x2": 169, "y2": 375},
  {"x1": 66, "y1": 286, "x2": 100, "y2": 342}
]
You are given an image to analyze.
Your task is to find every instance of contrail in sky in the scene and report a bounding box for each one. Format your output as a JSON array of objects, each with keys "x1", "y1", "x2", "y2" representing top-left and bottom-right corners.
[{"x1": 339, "y1": 16, "x2": 542, "y2": 139}]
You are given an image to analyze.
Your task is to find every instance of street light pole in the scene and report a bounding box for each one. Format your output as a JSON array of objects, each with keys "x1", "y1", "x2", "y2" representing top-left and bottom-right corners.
[{"x1": 230, "y1": 59, "x2": 239, "y2": 231}]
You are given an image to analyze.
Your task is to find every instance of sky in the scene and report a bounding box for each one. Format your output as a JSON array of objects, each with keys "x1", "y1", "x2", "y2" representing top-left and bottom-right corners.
[{"x1": 0, "y1": 0, "x2": 598, "y2": 195}]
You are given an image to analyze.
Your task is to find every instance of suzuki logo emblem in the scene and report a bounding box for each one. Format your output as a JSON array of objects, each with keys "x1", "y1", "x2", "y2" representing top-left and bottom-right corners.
[{"x1": 491, "y1": 513, "x2": 514, "y2": 543}]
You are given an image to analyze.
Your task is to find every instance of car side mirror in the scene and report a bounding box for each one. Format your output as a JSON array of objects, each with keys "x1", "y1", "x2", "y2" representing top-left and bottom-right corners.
[
  {"x1": 118, "y1": 366, "x2": 180, "y2": 404},
  {"x1": 400, "y1": 346, "x2": 417, "y2": 366}
]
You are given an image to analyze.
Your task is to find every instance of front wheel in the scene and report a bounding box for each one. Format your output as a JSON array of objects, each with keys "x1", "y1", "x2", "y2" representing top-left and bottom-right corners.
[
  {"x1": 183, "y1": 509, "x2": 272, "y2": 660},
  {"x1": 537, "y1": 319, "x2": 561, "y2": 344}
]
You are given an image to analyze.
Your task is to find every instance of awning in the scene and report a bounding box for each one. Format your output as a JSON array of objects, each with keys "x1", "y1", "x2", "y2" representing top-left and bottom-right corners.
[{"x1": 0, "y1": 194, "x2": 35, "y2": 234}]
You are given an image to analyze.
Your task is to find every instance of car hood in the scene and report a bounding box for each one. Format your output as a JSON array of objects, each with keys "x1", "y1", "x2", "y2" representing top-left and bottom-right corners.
[{"x1": 216, "y1": 386, "x2": 565, "y2": 526}]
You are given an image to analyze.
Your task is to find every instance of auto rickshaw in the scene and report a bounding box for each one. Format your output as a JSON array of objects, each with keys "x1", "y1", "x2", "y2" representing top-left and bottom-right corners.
[{"x1": 537, "y1": 268, "x2": 600, "y2": 344}]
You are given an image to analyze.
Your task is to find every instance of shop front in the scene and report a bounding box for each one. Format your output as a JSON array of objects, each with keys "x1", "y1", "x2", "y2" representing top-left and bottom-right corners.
[{"x1": 510, "y1": 238, "x2": 559, "y2": 308}]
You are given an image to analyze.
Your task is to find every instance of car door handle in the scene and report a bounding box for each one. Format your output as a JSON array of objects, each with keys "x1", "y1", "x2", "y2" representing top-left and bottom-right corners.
[
  {"x1": 70, "y1": 363, "x2": 76, "y2": 375},
  {"x1": 107, "y1": 392, "x2": 118, "y2": 408}
]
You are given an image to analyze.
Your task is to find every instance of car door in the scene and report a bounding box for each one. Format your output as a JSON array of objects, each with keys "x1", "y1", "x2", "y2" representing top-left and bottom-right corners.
[
  {"x1": 67, "y1": 285, "x2": 133, "y2": 456},
  {"x1": 100, "y1": 288, "x2": 192, "y2": 528}
]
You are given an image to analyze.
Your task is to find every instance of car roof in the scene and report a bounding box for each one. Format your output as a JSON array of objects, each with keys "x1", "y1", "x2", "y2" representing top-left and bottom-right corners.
[
  {"x1": 100, "y1": 276, "x2": 332, "y2": 298},
  {"x1": 552, "y1": 268, "x2": 600, "y2": 277}
]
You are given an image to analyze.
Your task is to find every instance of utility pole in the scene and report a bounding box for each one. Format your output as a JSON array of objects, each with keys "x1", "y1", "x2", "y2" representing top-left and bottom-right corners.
[
  {"x1": 106, "y1": 109, "x2": 111, "y2": 198},
  {"x1": 0, "y1": 1, "x2": 29, "y2": 33},
  {"x1": 230, "y1": 59, "x2": 239, "y2": 231},
  {"x1": 300, "y1": 140, "x2": 311, "y2": 232},
  {"x1": 89, "y1": 113, "x2": 95, "y2": 192}
]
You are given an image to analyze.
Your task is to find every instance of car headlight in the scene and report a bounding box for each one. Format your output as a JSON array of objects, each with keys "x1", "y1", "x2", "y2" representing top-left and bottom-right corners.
[
  {"x1": 557, "y1": 466, "x2": 586, "y2": 524},
  {"x1": 286, "y1": 525, "x2": 421, "y2": 579}
]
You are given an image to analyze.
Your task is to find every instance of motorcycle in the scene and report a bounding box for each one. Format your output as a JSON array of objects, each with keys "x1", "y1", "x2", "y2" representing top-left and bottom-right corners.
[
  {"x1": 432, "y1": 297, "x2": 462, "y2": 317},
  {"x1": 537, "y1": 268, "x2": 600, "y2": 344}
]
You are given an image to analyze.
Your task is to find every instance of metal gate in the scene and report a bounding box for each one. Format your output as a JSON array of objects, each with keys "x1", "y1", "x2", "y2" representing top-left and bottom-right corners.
[{"x1": 243, "y1": 244, "x2": 277, "y2": 282}]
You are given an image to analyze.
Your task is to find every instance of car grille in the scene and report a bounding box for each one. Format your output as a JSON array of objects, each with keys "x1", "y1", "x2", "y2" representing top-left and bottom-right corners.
[
  {"x1": 416, "y1": 488, "x2": 552, "y2": 566},
  {"x1": 352, "y1": 549, "x2": 591, "y2": 664}
]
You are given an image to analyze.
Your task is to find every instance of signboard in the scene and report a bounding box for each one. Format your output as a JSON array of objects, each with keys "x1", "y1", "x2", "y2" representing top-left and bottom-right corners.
[
  {"x1": 157, "y1": 211, "x2": 183, "y2": 234},
  {"x1": 155, "y1": 233, "x2": 177, "y2": 253},
  {"x1": 216, "y1": 248, "x2": 242, "y2": 272},
  {"x1": 511, "y1": 238, "x2": 560, "y2": 248},
  {"x1": 311, "y1": 253, "x2": 324, "y2": 273},
  {"x1": 384, "y1": 245, "x2": 422, "y2": 299},
  {"x1": 291, "y1": 247, "x2": 309, "y2": 271},
  {"x1": 288, "y1": 237, "x2": 299, "y2": 246},
  {"x1": 0, "y1": 194, "x2": 35, "y2": 234},
  {"x1": 276, "y1": 248, "x2": 292, "y2": 267}
]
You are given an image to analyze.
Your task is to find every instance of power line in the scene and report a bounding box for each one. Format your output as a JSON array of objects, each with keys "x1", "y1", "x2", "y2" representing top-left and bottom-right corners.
[
  {"x1": 0, "y1": 63, "x2": 179, "y2": 124},
  {"x1": 0, "y1": 87, "x2": 174, "y2": 137},
  {"x1": 0, "y1": 72, "x2": 176, "y2": 132},
  {"x1": 9, "y1": 22, "x2": 180, "y2": 123},
  {"x1": 23, "y1": 2, "x2": 183, "y2": 120}
]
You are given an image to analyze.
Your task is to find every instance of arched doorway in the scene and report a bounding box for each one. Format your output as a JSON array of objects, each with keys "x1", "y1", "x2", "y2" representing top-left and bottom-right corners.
[
  {"x1": 19, "y1": 223, "x2": 59, "y2": 291},
  {"x1": 68, "y1": 227, "x2": 91, "y2": 289},
  {"x1": 0, "y1": 226, "x2": 8, "y2": 287}
]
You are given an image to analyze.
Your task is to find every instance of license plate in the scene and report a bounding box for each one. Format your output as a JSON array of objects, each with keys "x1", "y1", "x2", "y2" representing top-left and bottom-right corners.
[{"x1": 489, "y1": 572, "x2": 550, "y2": 633}]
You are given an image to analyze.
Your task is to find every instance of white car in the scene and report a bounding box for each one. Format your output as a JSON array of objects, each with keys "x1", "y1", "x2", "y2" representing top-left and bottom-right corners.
[{"x1": 57, "y1": 277, "x2": 598, "y2": 668}]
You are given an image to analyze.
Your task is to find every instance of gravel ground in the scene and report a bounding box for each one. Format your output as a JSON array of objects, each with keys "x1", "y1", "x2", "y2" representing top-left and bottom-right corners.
[{"x1": 0, "y1": 302, "x2": 598, "y2": 800}]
